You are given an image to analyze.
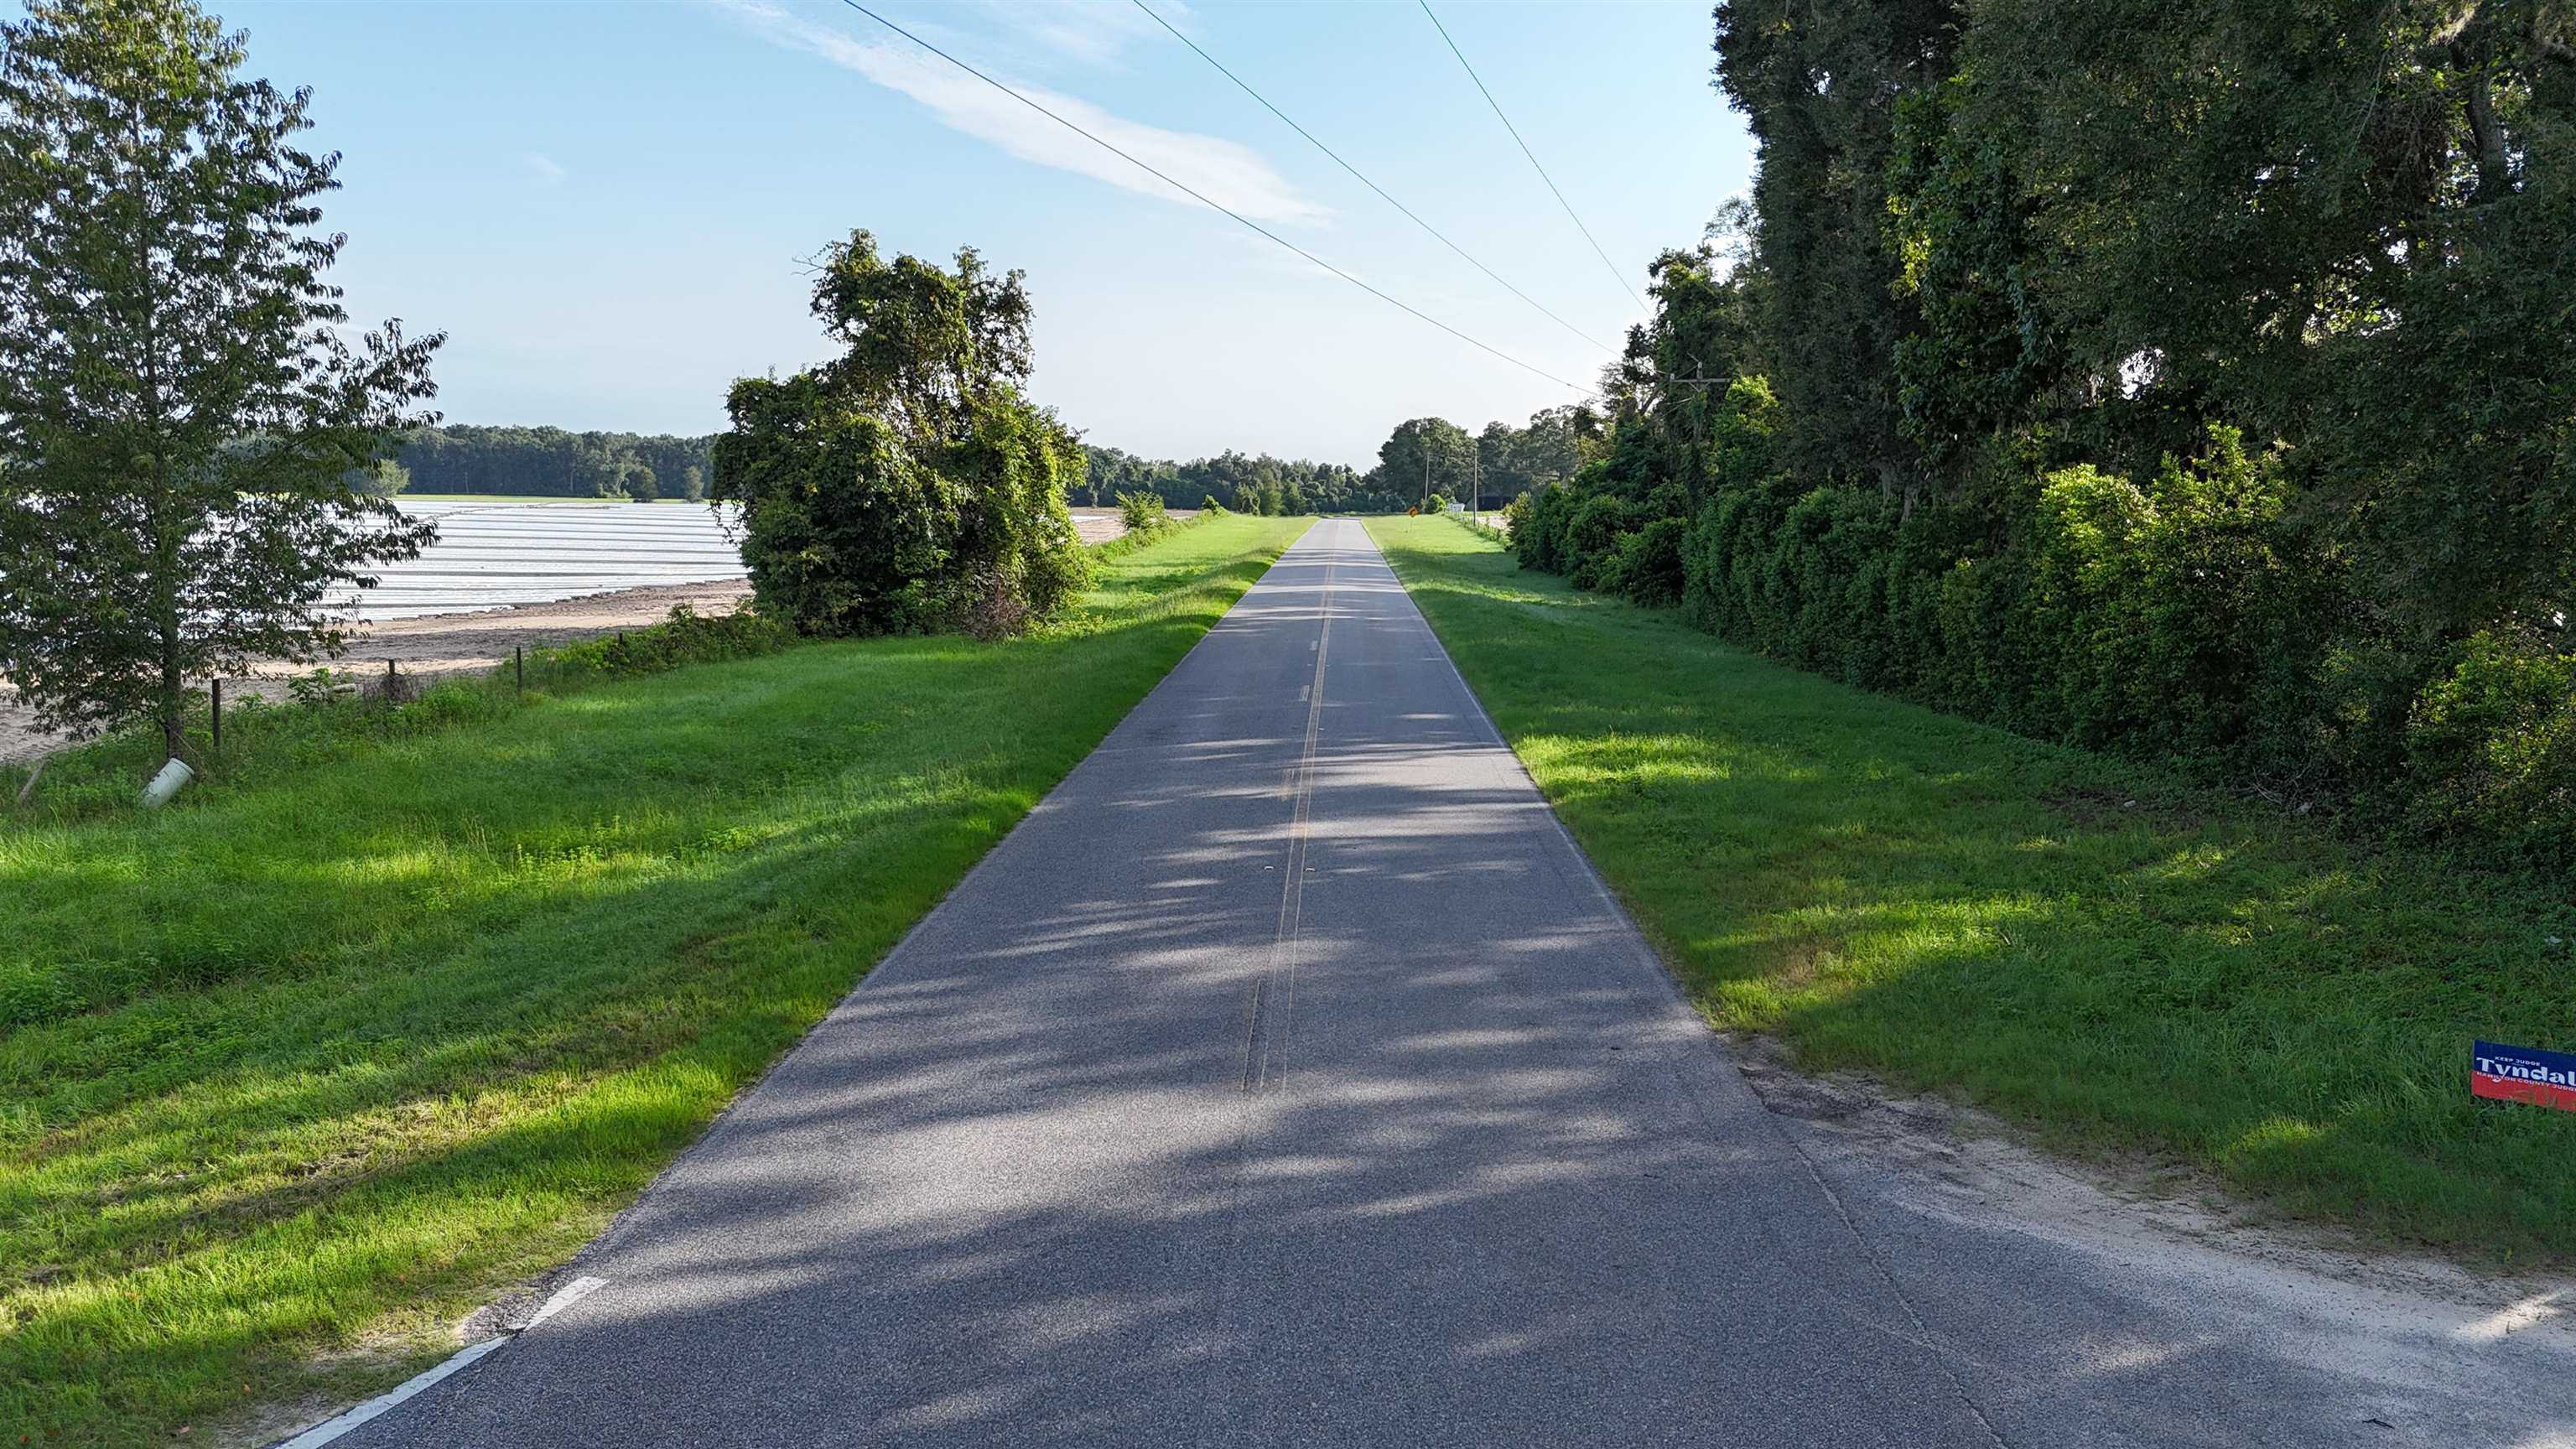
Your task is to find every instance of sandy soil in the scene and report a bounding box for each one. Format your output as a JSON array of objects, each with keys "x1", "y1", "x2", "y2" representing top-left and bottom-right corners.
[
  {"x1": 1069, "y1": 506, "x2": 1197, "y2": 543},
  {"x1": 0, "y1": 579, "x2": 754, "y2": 764},
  {"x1": 1069, "y1": 508, "x2": 1126, "y2": 544},
  {"x1": 1727, "y1": 1032, "x2": 2576, "y2": 1428}
]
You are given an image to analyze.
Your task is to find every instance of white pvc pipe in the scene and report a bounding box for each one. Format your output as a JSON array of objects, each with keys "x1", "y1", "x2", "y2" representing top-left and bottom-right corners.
[{"x1": 141, "y1": 756, "x2": 193, "y2": 808}]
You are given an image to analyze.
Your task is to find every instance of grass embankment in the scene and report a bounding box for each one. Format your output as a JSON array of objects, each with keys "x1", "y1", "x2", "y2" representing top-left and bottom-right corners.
[
  {"x1": 1368, "y1": 515, "x2": 2576, "y2": 1265},
  {"x1": 0, "y1": 515, "x2": 1311, "y2": 1447}
]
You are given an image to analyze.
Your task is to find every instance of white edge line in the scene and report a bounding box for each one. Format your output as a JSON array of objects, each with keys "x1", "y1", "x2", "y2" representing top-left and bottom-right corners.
[
  {"x1": 522, "y1": 1274, "x2": 608, "y2": 1331},
  {"x1": 264, "y1": 1275, "x2": 609, "y2": 1448},
  {"x1": 267, "y1": 1336, "x2": 508, "y2": 1449}
]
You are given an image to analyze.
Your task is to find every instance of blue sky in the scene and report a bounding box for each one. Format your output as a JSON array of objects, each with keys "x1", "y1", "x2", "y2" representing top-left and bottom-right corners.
[{"x1": 217, "y1": 0, "x2": 1751, "y2": 466}]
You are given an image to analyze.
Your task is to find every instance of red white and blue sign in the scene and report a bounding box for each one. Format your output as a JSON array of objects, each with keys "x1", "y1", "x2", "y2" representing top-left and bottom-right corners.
[{"x1": 2472, "y1": 1041, "x2": 2576, "y2": 1113}]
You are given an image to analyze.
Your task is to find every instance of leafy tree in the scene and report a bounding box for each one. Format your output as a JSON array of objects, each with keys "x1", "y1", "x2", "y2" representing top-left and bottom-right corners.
[
  {"x1": 353, "y1": 460, "x2": 410, "y2": 498},
  {"x1": 710, "y1": 230, "x2": 1085, "y2": 637},
  {"x1": 709, "y1": 376, "x2": 948, "y2": 636},
  {"x1": 1518, "y1": 405, "x2": 1599, "y2": 486},
  {"x1": 1370, "y1": 417, "x2": 1474, "y2": 508},
  {"x1": 1366, "y1": 408, "x2": 1597, "y2": 514},
  {"x1": 1716, "y1": 0, "x2": 1958, "y2": 507},
  {"x1": 1964, "y1": 0, "x2": 2576, "y2": 649},
  {"x1": 0, "y1": 0, "x2": 441, "y2": 757},
  {"x1": 1080, "y1": 444, "x2": 1389, "y2": 512},
  {"x1": 1474, "y1": 423, "x2": 1517, "y2": 508},
  {"x1": 1506, "y1": 0, "x2": 2576, "y2": 870},
  {"x1": 1114, "y1": 489, "x2": 1168, "y2": 535}
]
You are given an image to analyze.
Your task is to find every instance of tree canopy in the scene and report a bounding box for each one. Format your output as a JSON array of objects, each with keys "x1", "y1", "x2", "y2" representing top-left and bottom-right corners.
[
  {"x1": 0, "y1": 0, "x2": 442, "y2": 756},
  {"x1": 1504, "y1": 0, "x2": 2576, "y2": 871},
  {"x1": 1078, "y1": 446, "x2": 1380, "y2": 515},
  {"x1": 709, "y1": 231, "x2": 1087, "y2": 637}
]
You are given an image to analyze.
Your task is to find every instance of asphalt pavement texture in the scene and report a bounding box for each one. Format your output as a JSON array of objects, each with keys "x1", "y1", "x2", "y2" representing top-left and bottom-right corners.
[{"x1": 337, "y1": 520, "x2": 2575, "y2": 1447}]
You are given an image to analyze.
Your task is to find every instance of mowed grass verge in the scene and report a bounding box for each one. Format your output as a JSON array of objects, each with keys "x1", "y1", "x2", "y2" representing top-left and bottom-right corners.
[
  {"x1": 1368, "y1": 515, "x2": 2576, "y2": 1265},
  {"x1": 0, "y1": 514, "x2": 1311, "y2": 1447}
]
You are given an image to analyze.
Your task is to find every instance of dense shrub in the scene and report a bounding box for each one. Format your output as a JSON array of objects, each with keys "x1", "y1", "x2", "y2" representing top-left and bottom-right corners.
[
  {"x1": 711, "y1": 231, "x2": 1090, "y2": 639},
  {"x1": 545, "y1": 602, "x2": 791, "y2": 679},
  {"x1": 1562, "y1": 493, "x2": 1635, "y2": 593},
  {"x1": 2019, "y1": 429, "x2": 2324, "y2": 763},
  {"x1": 2402, "y1": 633, "x2": 2576, "y2": 866},
  {"x1": 1509, "y1": 485, "x2": 1567, "y2": 573},
  {"x1": 1608, "y1": 516, "x2": 1690, "y2": 606},
  {"x1": 1536, "y1": 360, "x2": 2565, "y2": 866},
  {"x1": 714, "y1": 384, "x2": 952, "y2": 635},
  {"x1": 1667, "y1": 424, "x2": 2329, "y2": 757},
  {"x1": 1117, "y1": 490, "x2": 1171, "y2": 536}
]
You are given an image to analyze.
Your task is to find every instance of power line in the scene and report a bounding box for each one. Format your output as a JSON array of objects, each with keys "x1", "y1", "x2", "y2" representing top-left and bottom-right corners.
[
  {"x1": 1417, "y1": 1, "x2": 1644, "y2": 313},
  {"x1": 1130, "y1": 0, "x2": 1613, "y2": 356},
  {"x1": 828, "y1": 0, "x2": 1593, "y2": 396}
]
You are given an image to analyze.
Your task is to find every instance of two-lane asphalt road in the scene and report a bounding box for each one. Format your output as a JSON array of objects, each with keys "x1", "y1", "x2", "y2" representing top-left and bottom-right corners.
[{"x1": 338, "y1": 519, "x2": 2576, "y2": 1447}]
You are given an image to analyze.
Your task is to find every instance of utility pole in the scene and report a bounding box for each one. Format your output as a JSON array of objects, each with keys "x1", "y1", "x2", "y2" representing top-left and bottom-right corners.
[{"x1": 1471, "y1": 450, "x2": 1482, "y2": 525}]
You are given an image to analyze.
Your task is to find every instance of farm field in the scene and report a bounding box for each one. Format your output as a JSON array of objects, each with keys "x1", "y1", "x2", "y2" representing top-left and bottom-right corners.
[
  {"x1": 0, "y1": 504, "x2": 1188, "y2": 765},
  {"x1": 346, "y1": 501, "x2": 747, "y2": 622},
  {"x1": 2, "y1": 501, "x2": 755, "y2": 762},
  {"x1": 345, "y1": 502, "x2": 1166, "y2": 621}
]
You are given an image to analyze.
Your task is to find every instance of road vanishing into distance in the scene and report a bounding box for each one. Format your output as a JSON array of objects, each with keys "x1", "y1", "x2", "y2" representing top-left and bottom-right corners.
[{"x1": 336, "y1": 521, "x2": 2576, "y2": 1448}]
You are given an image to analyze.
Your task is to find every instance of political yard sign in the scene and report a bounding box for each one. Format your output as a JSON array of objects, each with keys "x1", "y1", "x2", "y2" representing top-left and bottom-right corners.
[{"x1": 2472, "y1": 1041, "x2": 2576, "y2": 1114}]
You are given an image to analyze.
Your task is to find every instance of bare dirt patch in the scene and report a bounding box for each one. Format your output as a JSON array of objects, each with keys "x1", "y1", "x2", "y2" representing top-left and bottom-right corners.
[
  {"x1": 1069, "y1": 507, "x2": 1126, "y2": 544},
  {"x1": 1068, "y1": 506, "x2": 1197, "y2": 544},
  {"x1": 1727, "y1": 1032, "x2": 2576, "y2": 1400},
  {"x1": 0, "y1": 579, "x2": 753, "y2": 764}
]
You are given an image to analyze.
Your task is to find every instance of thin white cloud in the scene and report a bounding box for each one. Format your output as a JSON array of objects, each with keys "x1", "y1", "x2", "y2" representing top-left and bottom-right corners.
[
  {"x1": 707, "y1": 0, "x2": 1329, "y2": 226},
  {"x1": 522, "y1": 152, "x2": 567, "y2": 187},
  {"x1": 990, "y1": 0, "x2": 1187, "y2": 67},
  {"x1": 853, "y1": 1, "x2": 1197, "y2": 75}
]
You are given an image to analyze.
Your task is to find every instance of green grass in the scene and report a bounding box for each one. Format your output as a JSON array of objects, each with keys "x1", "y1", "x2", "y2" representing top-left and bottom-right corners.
[
  {"x1": 0, "y1": 515, "x2": 1311, "y2": 1446},
  {"x1": 1368, "y1": 515, "x2": 2576, "y2": 1265}
]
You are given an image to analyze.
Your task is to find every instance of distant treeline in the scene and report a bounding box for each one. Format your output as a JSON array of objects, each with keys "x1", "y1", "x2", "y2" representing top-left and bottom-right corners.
[
  {"x1": 392, "y1": 422, "x2": 1573, "y2": 517},
  {"x1": 1080, "y1": 447, "x2": 1393, "y2": 515},
  {"x1": 1082, "y1": 406, "x2": 1597, "y2": 517},
  {"x1": 1358, "y1": 406, "x2": 1595, "y2": 512},
  {"x1": 394, "y1": 428, "x2": 1377, "y2": 514},
  {"x1": 389, "y1": 425, "x2": 714, "y2": 501}
]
